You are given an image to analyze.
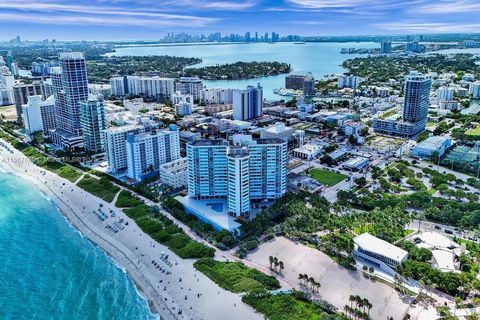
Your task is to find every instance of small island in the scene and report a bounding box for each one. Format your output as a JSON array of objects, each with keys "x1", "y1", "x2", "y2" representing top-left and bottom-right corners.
[
  {"x1": 185, "y1": 61, "x2": 291, "y2": 80},
  {"x1": 87, "y1": 55, "x2": 202, "y2": 82}
]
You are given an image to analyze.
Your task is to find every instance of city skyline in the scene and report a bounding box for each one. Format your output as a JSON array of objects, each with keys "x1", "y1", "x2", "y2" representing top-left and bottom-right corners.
[{"x1": 1, "y1": 0, "x2": 480, "y2": 40}]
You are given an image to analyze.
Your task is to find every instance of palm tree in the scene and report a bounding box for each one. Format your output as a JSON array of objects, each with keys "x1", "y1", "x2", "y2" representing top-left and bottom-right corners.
[
  {"x1": 349, "y1": 295, "x2": 356, "y2": 308},
  {"x1": 268, "y1": 256, "x2": 274, "y2": 269},
  {"x1": 278, "y1": 261, "x2": 284, "y2": 274},
  {"x1": 298, "y1": 274, "x2": 304, "y2": 285},
  {"x1": 363, "y1": 299, "x2": 372, "y2": 317},
  {"x1": 316, "y1": 281, "x2": 321, "y2": 292},
  {"x1": 309, "y1": 277, "x2": 315, "y2": 290},
  {"x1": 273, "y1": 257, "x2": 278, "y2": 271}
]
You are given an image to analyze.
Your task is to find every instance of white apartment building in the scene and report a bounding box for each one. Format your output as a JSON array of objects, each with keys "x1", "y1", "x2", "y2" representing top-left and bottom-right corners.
[
  {"x1": 110, "y1": 76, "x2": 175, "y2": 99},
  {"x1": 337, "y1": 75, "x2": 364, "y2": 89},
  {"x1": 437, "y1": 87, "x2": 454, "y2": 101},
  {"x1": 175, "y1": 102, "x2": 193, "y2": 116},
  {"x1": 201, "y1": 88, "x2": 234, "y2": 104},
  {"x1": 22, "y1": 95, "x2": 56, "y2": 140},
  {"x1": 159, "y1": 157, "x2": 188, "y2": 189},
  {"x1": 171, "y1": 91, "x2": 193, "y2": 105},
  {"x1": 176, "y1": 77, "x2": 203, "y2": 100},
  {"x1": 126, "y1": 127, "x2": 181, "y2": 182},
  {"x1": 110, "y1": 76, "x2": 126, "y2": 97},
  {"x1": 104, "y1": 124, "x2": 150, "y2": 173},
  {"x1": 469, "y1": 82, "x2": 480, "y2": 98}
]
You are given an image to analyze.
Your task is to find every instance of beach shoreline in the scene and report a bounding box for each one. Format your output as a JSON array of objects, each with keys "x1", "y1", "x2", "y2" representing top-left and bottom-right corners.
[{"x1": 0, "y1": 139, "x2": 262, "y2": 320}]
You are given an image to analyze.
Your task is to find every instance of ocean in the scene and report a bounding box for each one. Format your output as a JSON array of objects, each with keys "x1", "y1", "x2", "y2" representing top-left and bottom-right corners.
[
  {"x1": 109, "y1": 41, "x2": 379, "y2": 99},
  {"x1": 0, "y1": 172, "x2": 158, "y2": 320}
]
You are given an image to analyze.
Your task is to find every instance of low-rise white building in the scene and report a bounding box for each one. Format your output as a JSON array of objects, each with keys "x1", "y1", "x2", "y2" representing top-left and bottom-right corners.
[
  {"x1": 159, "y1": 157, "x2": 188, "y2": 189},
  {"x1": 354, "y1": 233, "x2": 408, "y2": 274},
  {"x1": 411, "y1": 136, "x2": 452, "y2": 158},
  {"x1": 260, "y1": 122, "x2": 293, "y2": 142},
  {"x1": 342, "y1": 156, "x2": 369, "y2": 171},
  {"x1": 292, "y1": 144, "x2": 323, "y2": 160},
  {"x1": 342, "y1": 120, "x2": 365, "y2": 136}
]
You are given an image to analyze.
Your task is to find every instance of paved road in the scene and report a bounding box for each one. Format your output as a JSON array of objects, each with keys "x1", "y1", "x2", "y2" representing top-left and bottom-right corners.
[{"x1": 408, "y1": 219, "x2": 478, "y2": 242}]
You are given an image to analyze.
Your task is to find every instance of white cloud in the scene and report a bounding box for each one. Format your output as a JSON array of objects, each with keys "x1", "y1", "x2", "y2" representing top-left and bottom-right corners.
[
  {"x1": 0, "y1": 0, "x2": 219, "y2": 28},
  {"x1": 415, "y1": 0, "x2": 480, "y2": 14},
  {"x1": 376, "y1": 21, "x2": 480, "y2": 33},
  {"x1": 204, "y1": 1, "x2": 257, "y2": 10}
]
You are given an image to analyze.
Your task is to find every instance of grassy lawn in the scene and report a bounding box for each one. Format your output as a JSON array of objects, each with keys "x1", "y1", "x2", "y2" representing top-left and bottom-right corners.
[
  {"x1": 77, "y1": 175, "x2": 120, "y2": 203},
  {"x1": 309, "y1": 168, "x2": 346, "y2": 186},
  {"x1": 426, "y1": 121, "x2": 436, "y2": 128},
  {"x1": 131, "y1": 206, "x2": 215, "y2": 259},
  {"x1": 193, "y1": 258, "x2": 280, "y2": 293},
  {"x1": 466, "y1": 125, "x2": 480, "y2": 136},
  {"x1": 242, "y1": 292, "x2": 339, "y2": 320},
  {"x1": 45, "y1": 162, "x2": 82, "y2": 182},
  {"x1": 115, "y1": 190, "x2": 143, "y2": 208},
  {"x1": 17, "y1": 146, "x2": 81, "y2": 182}
]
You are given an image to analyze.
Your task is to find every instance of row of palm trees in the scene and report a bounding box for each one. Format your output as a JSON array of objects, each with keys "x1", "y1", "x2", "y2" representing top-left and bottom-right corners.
[
  {"x1": 343, "y1": 295, "x2": 373, "y2": 320},
  {"x1": 268, "y1": 256, "x2": 284, "y2": 274},
  {"x1": 297, "y1": 274, "x2": 321, "y2": 292}
]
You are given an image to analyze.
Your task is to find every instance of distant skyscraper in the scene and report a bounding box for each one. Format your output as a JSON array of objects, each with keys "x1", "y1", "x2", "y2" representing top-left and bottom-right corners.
[
  {"x1": 6, "y1": 52, "x2": 13, "y2": 73},
  {"x1": 285, "y1": 74, "x2": 315, "y2": 96},
  {"x1": 51, "y1": 52, "x2": 89, "y2": 149},
  {"x1": 233, "y1": 84, "x2": 263, "y2": 121},
  {"x1": 380, "y1": 41, "x2": 392, "y2": 54},
  {"x1": 80, "y1": 95, "x2": 107, "y2": 153},
  {"x1": 405, "y1": 41, "x2": 425, "y2": 53}
]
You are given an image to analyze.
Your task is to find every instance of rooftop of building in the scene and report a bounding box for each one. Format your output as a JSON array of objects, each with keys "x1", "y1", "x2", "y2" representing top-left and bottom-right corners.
[
  {"x1": 414, "y1": 136, "x2": 451, "y2": 150},
  {"x1": 264, "y1": 123, "x2": 293, "y2": 134},
  {"x1": 254, "y1": 138, "x2": 286, "y2": 145},
  {"x1": 127, "y1": 128, "x2": 176, "y2": 141},
  {"x1": 343, "y1": 156, "x2": 370, "y2": 167},
  {"x1": 59, "y1": 52, "x2": 84, "y2": 60},
  {"x1": 189, "y1": 139, "x2": 228, "y2": 147},
  {"x1": 354, "y1": 233, "x2": 408, "y2": 262}
]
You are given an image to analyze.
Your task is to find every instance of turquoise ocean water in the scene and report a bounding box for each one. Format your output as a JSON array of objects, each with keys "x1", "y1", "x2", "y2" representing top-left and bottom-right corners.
[{"x1": 0, "y1": 172, "x2": 158, "y2": 320}]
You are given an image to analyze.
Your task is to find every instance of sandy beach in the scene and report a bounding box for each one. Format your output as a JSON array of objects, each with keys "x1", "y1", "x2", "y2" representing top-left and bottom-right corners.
[{"x1": 0, "y1": 138, "x2": 263, "y2": 320}]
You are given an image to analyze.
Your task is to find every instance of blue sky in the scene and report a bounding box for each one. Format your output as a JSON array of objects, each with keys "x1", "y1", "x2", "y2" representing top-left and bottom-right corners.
[{"x1": 0, "y1": 0, "x2": 479, "y2": 40}]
